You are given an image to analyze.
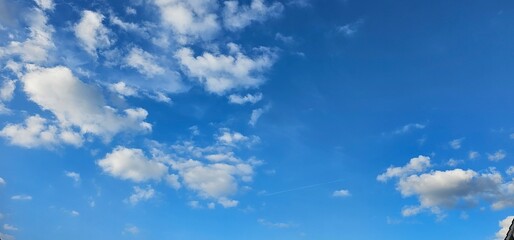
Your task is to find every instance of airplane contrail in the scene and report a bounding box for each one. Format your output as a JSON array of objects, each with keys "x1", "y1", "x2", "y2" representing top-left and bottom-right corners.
[{"x1": 263, "y1": 179, "x2": 345, "y2": 197}]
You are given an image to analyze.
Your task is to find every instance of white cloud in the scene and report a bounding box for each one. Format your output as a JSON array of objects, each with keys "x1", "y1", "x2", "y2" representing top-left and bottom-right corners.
[
  {"x1": 392, "y1": 123, "x2": 426, "y2": 135},
  {"x1": 217, "y1": 129, "x2": 249, "y2": 145},
  {"x1": 378, "y1": 156, "x2": 514, "y2": 217},
  {"x1": 11, "y1": 194, "x2": 32, "y2": 201},
  {"x1": 97, "y1": 147, "x2": 168, "y2": 182},
  {"x1": 0, "y1": 115, "x2": 83, "y2": 148},
  {"x1": 0, "y1": 231, "x2": 15, "y2": 240},
  {"x1": 0, "y1": 8, "x2": 54, "y2": 63},
  {"x1": 496, "y1": 216, "x2": 514, "y2": 240},
  {"x1": 126, "y1": 185, "x2": 155, "y2": 205},
  {"x1": 449, "y1": 138, "x2": 464, "y2": 150},
  {"x1": 34, "y1": 0, "x2": 54, "y2": 10},
  {"x1": 488, "y1": 150, "x2": 506, "y2": 162},
  {"x1": 228, "y1": 93, "x2": 263, "y2": 104},
  {"x1": 332, "y1": 189, "x2": 351, "y2": 198},
  {"x1": 171, "y1": 160, "x2": 252, "y2": 207},
  {"x1": 70, "y1": 210, "x2": 80, "y2": 217},
  {"x1": 401, "y1": 205, "x2": 424, "y2": 217},
  {"x1": 65, "y1": 171, "x2": 80, "y2": 183},
  {"x1": 124, "y1": 225, "x2": 139, "y2": 235},
  {"x1": 2, "y1": 224, "x2": 17, "y2": 231},
  {"x1": 338, "y1": 19, "x2": 364, "y2": 37},
  {"x1": 205, "y1": 152, "x2": 239, "y2": 162},
  {"x1": 507, "y1": 166, "x2": 514, "y2": 175},
  {"x1": 166, "y1": 130, "x2": 260, "y2": 207},
  {"x1": 97, "y1": 128, "x2": 259, "y2": 208},
  {"x1": 0, "y1": 177, "x2": 5, "y2": 186},
  {"x1": 0, "y1": 79, "x2": 15, "y2": 102},
  {"x1": 175, "y1": 43, "x2": 276, "y2": 94},
  {"x1": 257, "y1": 219, "x2": 291, "y2": 228},
  {"x1": 152, "y1": 0, "x2": 220, "y2": 43},
  {"x1": 109, "y1": 82, "x2": 138, "y2": 97},
  {"x1": 21, "y1": 66, "x2": 151, "y2": 141},
  {"x1": 124, "y1": 47, "x2": 165, "y2": 77},
  {"x1": 468, "y1": 151, "x2": 479, "y2": 160},
  {"x1": 377, "y1": 155, "x2": 431, "y2": 182},
  {"x1": 275, "y1": 33, "x2": 294, "y2": 44},
  {"x1": 147, "y1": 92, "x2": 172, "y2": 103},
  {"x1": 396, "y1": 168, "x2": 514, "y2": 216},
  {"x1": 166, "y1": 174, "x2": 181, "y2": 189},
  {"x1": 249, "y1": 106, "x2": 269, "y2": 126},
  {"x1": 74, "y1": 10, "x2": 112, "y2": 56},
  {"x1": 223, "y1": 0, "x2": 283, "y2": 31},
  {"x1": 446, "y1": 158, "x2": 463, "y2": 167},
  {"x1": 126, "y1": 7, "x2": 137, "y2": 15},
  {"x1": 109, "y1": 15, "x2": 148, "y2": 36}
]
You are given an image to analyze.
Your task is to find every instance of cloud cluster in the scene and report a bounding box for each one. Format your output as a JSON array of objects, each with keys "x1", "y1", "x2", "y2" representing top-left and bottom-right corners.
[
  {"x1": 126, "y1": 185, "x2": 156, "y2": 205},
  {"x1": 176, "y1": 43, "x2": 276, "y2": 94},
  {"x1": 223, "y1": 0, "x2": 283, "y2": 31},
  {"x1": 98, "y1": 147, "x2": 168, "y2": 182},
  {"x1": 0, "y1": 79, "x2": 15, "y2": 114},
  {"x1": 0, "y1": 7, "x2": 54, "y2": 63},
  {"x1": 0, "y1": 115, "x2": 82, "y2": 148},
  {"x1": 97, "y1": 128, "x2": 260, "y2": 208},
  {"x1": 152, "y1": 0, "x2": 282, "y2": 43},
  {"x1": 74, "y1": 10, "x2": 112, "y2": 56},
  {"x1": 377, "y1": 155, "x2": 431, "y2": 182},
  {"x1": 496, "y1": 216, "x2": 514, "y2": 240},
  {"x1": 378, "y1": 156, "x2": 514, "y2": 217}
]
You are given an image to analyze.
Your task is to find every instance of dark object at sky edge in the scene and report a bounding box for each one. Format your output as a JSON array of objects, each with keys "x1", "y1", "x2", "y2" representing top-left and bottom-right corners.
[{"x1": 506, "y1": 218, "x2": 514, "y2": 240}]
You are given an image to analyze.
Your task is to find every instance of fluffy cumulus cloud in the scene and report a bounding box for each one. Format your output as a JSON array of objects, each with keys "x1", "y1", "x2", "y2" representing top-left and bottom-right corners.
[
  {"x1": 0, "y1": 115, "x2": 83, "y2": 148},
  {"x1": 0, "y1": 79, "x2": 15, "y2": 114},
  {"x1": 97, "y1": 147, "x2": 168, "y2": 182},
  {"x1": 0, "y1": 7, "x2": 54, "y2": 63},
  {"x1": 152, "y1": 0, "x2": 220, "y2": 43},
  {"x1": 126, "y1": 185, "x2": 156, "y2": 205},
  {"x1": 223, "y1": 0, "x2": 283, "y2": 31},
  {"x1": 74, "y1": 10, "x2": 112, "y2": 56},
  {"x1": 171, "y1": 159, "x2": 253, "y2": 207},
  {"x1": 34, "y1": 0, "x2": 54, "y2": 10},
  {"x1": 20, "y1": 66, "x2": 151, "y2": 141},
  {"x1": 0, "y1": 80, "x2": 15, "y2": 102},
  {"x1": 176, "y1": 43, "x2": 276, "y2": 94},
  {"x1": 0, "y1": 177, "x2": 5, "y2": 186},
  {"x1": 217, "y1": 128, "x2": 258, "y2": 146},
  {"x1": 377, "y1": 155, "x2": 431, "y2": 182},
  {"x1": 168, "y1": 133, "x2": 259, "y2": 207},
  {"x1": 124, "y1": 47, "x2": 165, "y2": 77},
  {"x1": 496, "y1": 216, "x2": 514, "y2": 240},
  {"x1": 379, "y1": 156, "x2": 514, "y2": 217},
  {"x1": 97, "y1": 127, "x2": 259, "y2": 208},
  {"x1": 109, "y1": 82, "x2": 138, "y2": 97}
]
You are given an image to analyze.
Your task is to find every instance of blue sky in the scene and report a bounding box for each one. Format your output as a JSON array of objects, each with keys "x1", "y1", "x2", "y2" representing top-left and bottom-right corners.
[{"x1": 1, "y1": 0, "x2": 514, "y2": 239}]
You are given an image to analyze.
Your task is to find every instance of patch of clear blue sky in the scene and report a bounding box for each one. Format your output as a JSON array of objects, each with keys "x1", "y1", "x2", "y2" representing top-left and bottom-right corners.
[{"x1": 1, "y1": 0, "x2": 514, "y2": 239}]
